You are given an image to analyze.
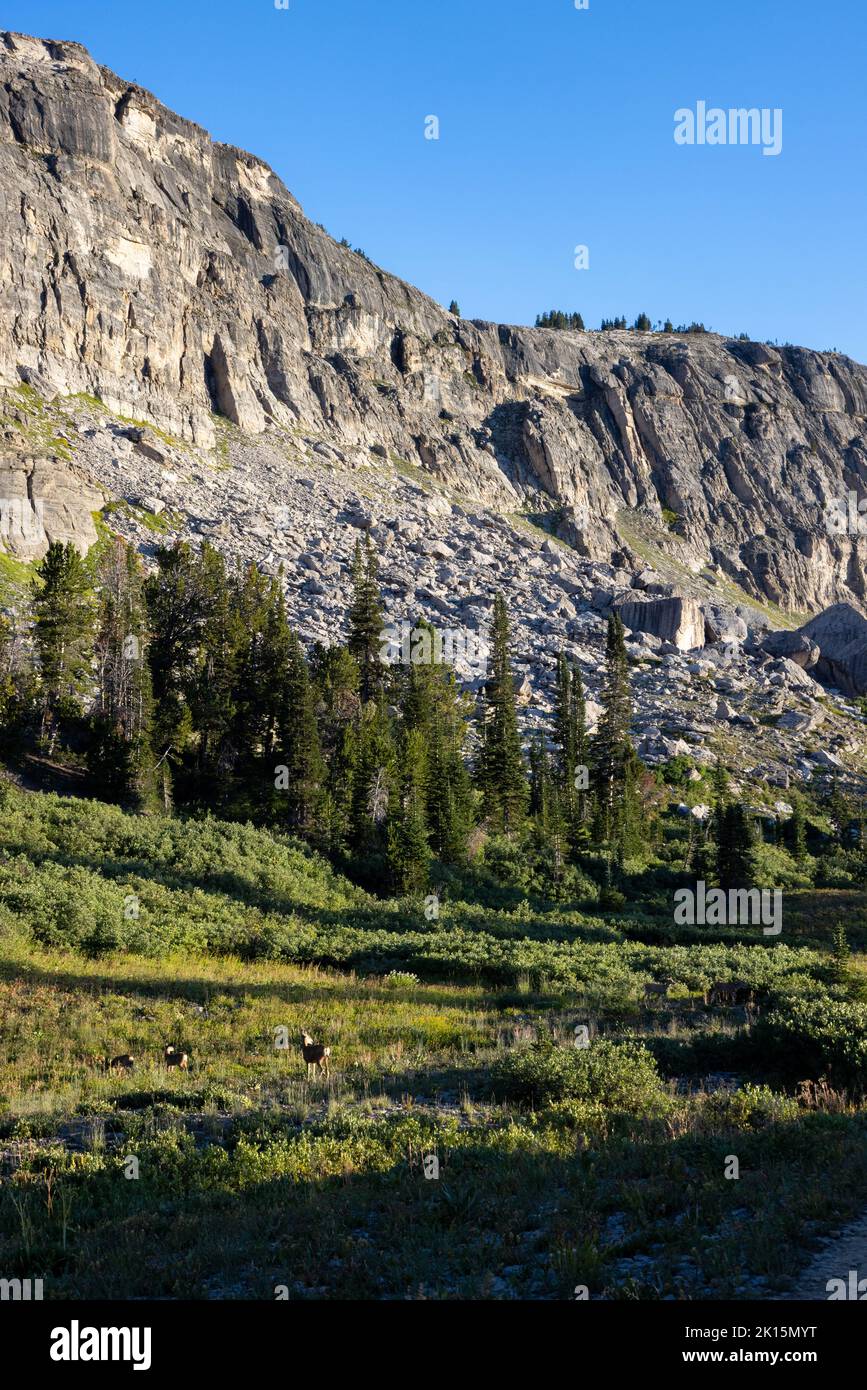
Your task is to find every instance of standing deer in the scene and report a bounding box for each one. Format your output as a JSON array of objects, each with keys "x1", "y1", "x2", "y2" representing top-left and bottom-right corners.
[
  {"x1": 105, "y1": 1054, "x2": 135, "y2": 1073},
  {"x1": 644, "y1": 979, "x2": 671, "y2": 1005},
  {"x1": 164, "y1": 1044, "x2": 189, "y2": 1070},
  {"x1": 705, "y1": 979, "x2": 754, "y2": 1007},
  {"x1": 301, "y1": 1031, "x2": 331, "y2": 1080}
]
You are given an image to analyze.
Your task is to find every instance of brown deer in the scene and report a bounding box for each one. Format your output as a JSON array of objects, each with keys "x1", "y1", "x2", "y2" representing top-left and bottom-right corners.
[
  {"x1": 164, "y1": 1044, "x2": 189, "y2": 1070},
  {"x1": 644, "y1": 979, "x2": 671, "y2": 1005},
  {"x1": 105, "y1": 1054, "x2": 135, "y2": 1073},
  {"x1": 705, "y1": 979, "x2": 754, "y2": 1007},
  {"x1": 301, "y1": 1031, "x2": 331, "y2": 1080}
]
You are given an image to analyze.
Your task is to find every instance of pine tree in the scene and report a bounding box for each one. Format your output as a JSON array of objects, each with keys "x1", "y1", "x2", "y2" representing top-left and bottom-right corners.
[
  {"x1": 348, "y1": 535, "x2": 385, "y2": 703},
  {"x1": 275, "y1": 631, "x2": 327, "y2": 841},
  {"x1": 231, "y1": 563, "x2": 278, "y2": 775},
  {"x1": 552, "y1": 653, "x2": 576, "y2": 817},
  {"x1": 832, "y1": 922, "x2": 851, "y2": 983},
  {"x1": 310, "y1": 643, "x2": 362, "y2": 852},
  {"x1": 571, "y1": 665, "x2": 590, "y2": 832},
  {"x1": 89, "y1": 538, "x2": 155, "y2": 808},
  {"x1": 476, "y1": 593, "x2": 528, "y2": 834},
  {"x1": 787, "y1": 794, "x2": 807, "y2": 862},
  {"x1": 426, "y1": 704, "x2": 474, "y2": 861},
  {"x1": 387, "y1": 725, "x2": 430, "y2": 892},
  {"x1": 716, "y1": 803, "x2": 757, "y2": 890},
  {"x1": 392, "y1": 619, "x2": 475, "y2": 862},
  {"x1": 34, "y1": 541, "x2": 97, "y2": 751},
  {"x1": 350, "y1": 696, "x2": 396, "y2": 852},
  {"x1": 592, "y1": 613, "x2": 637, "y2": 853},
  {"x1": 188, "y1": 546, "x2": 242, "y2": 795},
  {"x1": 551, "y1": 653, "x2": 590, "y2": 841},
  {"x1": 709, "y1": 761, "x2": 730, "y2": 810},
  {"x1": 145, "y1": 541, "x2": 216, "y2": 809}
]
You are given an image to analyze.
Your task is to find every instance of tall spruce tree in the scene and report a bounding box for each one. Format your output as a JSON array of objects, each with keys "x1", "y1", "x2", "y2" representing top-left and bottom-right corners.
[
  {"x1": 551, "y1": 652, "x2": 590, "y2": 840},
  {"x1": 553, "y1": 653, "x2": 576, "y2": 815},
  {"x1": 348, "y1": 535, "x2": 385, "y2": 703},
  {"x1": 145, "y1": 541, "x2": 215, "y2": 809},
  {"x1": 310, "y1": 643, "x2": 362, "y2": 852},
  {"x1": 386, "y1": 725, "x2": 431, "y2": 892},
  {"x1": 89, "y1": 538, "x2": 155, "y2": 808},
  {"x1": 592, "y1": 613, "x2": 640, "y2": 856},
  {"x1": 188, "y1": 545, "x2": 241, "y2": 794},
  {"x1": 350, "y1": 695, "x2": 396, "y2": 853},
  {"x1": 393, "y1": 619, "x2": 475, "y2": 863},
  {"x1": 34, "y1": 541, "x2": 97, "y2": 750},
  {"x1": 476, "y1": 593, "x2": 528, "y2": 833},
  {"x1": 275, "y1": 630, "x2": 327, "y2": 841},
  {"x1": 716, "y1": 803, "x2": 757, "y2": 889}
]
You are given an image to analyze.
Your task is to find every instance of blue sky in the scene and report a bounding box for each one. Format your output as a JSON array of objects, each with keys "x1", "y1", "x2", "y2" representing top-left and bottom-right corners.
[{"x1": 6, "y1": 0, "x2": 866, "y2": 359}]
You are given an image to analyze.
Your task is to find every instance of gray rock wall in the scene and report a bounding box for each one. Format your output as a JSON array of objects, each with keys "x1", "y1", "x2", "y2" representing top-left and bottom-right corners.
[{"x1": 1, "y1": 32, "x2": 866, "y2": 613}]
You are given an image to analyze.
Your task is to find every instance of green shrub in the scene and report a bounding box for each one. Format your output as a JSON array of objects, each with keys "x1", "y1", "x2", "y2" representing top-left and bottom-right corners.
[
  {"x1": 753, "y1": 998, "x2": 867, "y2": 1091},
  {"x1": 493, "y1": 1038, "x2": 668, "y2": 1111},
  {"x1": 701, "y1": 1084, "x2": 799, "y2": 1131}
]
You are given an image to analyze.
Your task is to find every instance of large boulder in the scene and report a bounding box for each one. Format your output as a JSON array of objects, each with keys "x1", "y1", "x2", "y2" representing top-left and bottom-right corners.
[
  {"x1": 0, "y1": 452, "x2": 102, "y2": 558},
  {"x1": 615, "y1": 596, "x2": 706, "y2": 652},
  {"x1": 797, "y1": 603, "x2": 867, "y2": 694},
  {"x1": 703, "y1": 605, "x2": 748, "y2": 647},
  {"x1": 758, "y1": 630, "x2": 820, "y2": 669}
]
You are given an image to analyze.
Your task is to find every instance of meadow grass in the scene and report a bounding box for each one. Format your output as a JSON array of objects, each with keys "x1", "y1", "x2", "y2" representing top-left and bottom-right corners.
[{"x1": 2, "y1": 789, "x2": 867, "y2": 1299}]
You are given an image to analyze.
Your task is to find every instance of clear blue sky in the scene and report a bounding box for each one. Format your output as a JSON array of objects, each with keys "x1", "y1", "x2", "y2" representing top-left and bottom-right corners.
[{"x1": 6, "y1": 0, "x2": 866, "y2": 360}]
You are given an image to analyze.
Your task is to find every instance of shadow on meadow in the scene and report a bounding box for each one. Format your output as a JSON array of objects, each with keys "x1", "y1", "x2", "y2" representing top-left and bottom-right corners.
[{"x1": 4, "y1": 1104, "x2": 867, "y2": 1301}]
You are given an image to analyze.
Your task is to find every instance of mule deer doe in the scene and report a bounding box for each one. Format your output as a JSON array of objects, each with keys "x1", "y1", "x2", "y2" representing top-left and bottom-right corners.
[
  {"x1": 105, "y1": 1054, "x2": 135, "y2": 1073},
  {"x1": 164, "y1": 1044, "x2": 189, "y2": 1070},
  {"x1": 301, "y1": 1031, "x2": 331, "y2": 1080},
  {"x1": 644, "y1": 979, "x2": 671, "y2": 1005},
  {"x1": 705, "y1": 979, "x2": 754, "y2": 1007}
]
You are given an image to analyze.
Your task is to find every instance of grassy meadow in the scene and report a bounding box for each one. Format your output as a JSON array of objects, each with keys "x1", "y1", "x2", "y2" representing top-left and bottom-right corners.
[{"x1": 1, "y1": 787, "x2": 867, "y2": 1300}]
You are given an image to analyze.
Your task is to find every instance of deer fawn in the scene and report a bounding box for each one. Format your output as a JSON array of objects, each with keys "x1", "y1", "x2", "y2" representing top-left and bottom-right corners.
[
  {"x1": 164, "y1": 1044, "x2": 189, "y2": 1070},
  {"x1": 301, "y1": 1031, "x2": 331, "y2": 1080}
]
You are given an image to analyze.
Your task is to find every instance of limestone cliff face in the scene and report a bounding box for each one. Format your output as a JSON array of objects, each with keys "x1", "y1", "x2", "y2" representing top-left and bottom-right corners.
[{"x1": 1, "y1": 30, "x2": 866, "y2": 614}]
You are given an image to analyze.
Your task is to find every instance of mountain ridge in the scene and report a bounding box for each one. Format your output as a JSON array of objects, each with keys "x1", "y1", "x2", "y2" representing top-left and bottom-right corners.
[{"x1": 1, "y1": 30, "x2": 867, "y2": 660}]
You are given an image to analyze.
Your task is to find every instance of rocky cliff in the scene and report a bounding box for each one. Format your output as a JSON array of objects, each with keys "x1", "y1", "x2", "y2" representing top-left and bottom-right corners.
[{"x1": 1, "y1": 31, "x2": 867, "y2": 618}]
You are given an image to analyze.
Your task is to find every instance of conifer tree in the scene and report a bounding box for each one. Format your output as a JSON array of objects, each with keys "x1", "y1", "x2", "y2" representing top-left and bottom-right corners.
[
  {"x1": 350, "y1": 696, "x2": 396, "y2": 852},
  {"x1": 89, "y1": 538, "x2": 155, "y2": 808},
  {"x1": 552, "y1": 653, "x2": 591, "y2": 840},
  {"x1": 571, "y1": 665, "x2": 590, "y2": 831},
  {"x1": 387, "y1": 725, "x2": 431, "y2": 892},
  {"x1": 34, "y1": 541, "x2": 97, "y2": 750},
  {"x1": 231, "y1": 563, "x2": 278, "y2": 777},
  {"x1": 348, "y1": 535, "x2": 385, "y2": 703},
  {"x1": 275, "y1": 631, "x2": 327, "y2": 841},
  {"x1": 188, "y1": 545, "x2": 241, "y2": 792},
  {"x1": 592, "y1": 613, "x2": 639, "y2": 854},
  {"x1": 310, "y1": 643, "x2": 362, "y2": 851},
  {"x1": 476, "y1": 593, "x2": 528, "y2": 834},
  {"x1": 145, "y1": 541, "x2": 215, "y2": 807},
  {"x1": 787, "y1": 793, "x2": 808, "y2": 863},
  {"x1": 716, "y1": 803, "x2": 757, "y2": 889},
  {"x1": 392, "y1": 619, "x2": 475, "y2": 862},
  {"x1": 553, "y1": 653, "x2": 576, "y2": 814}
]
